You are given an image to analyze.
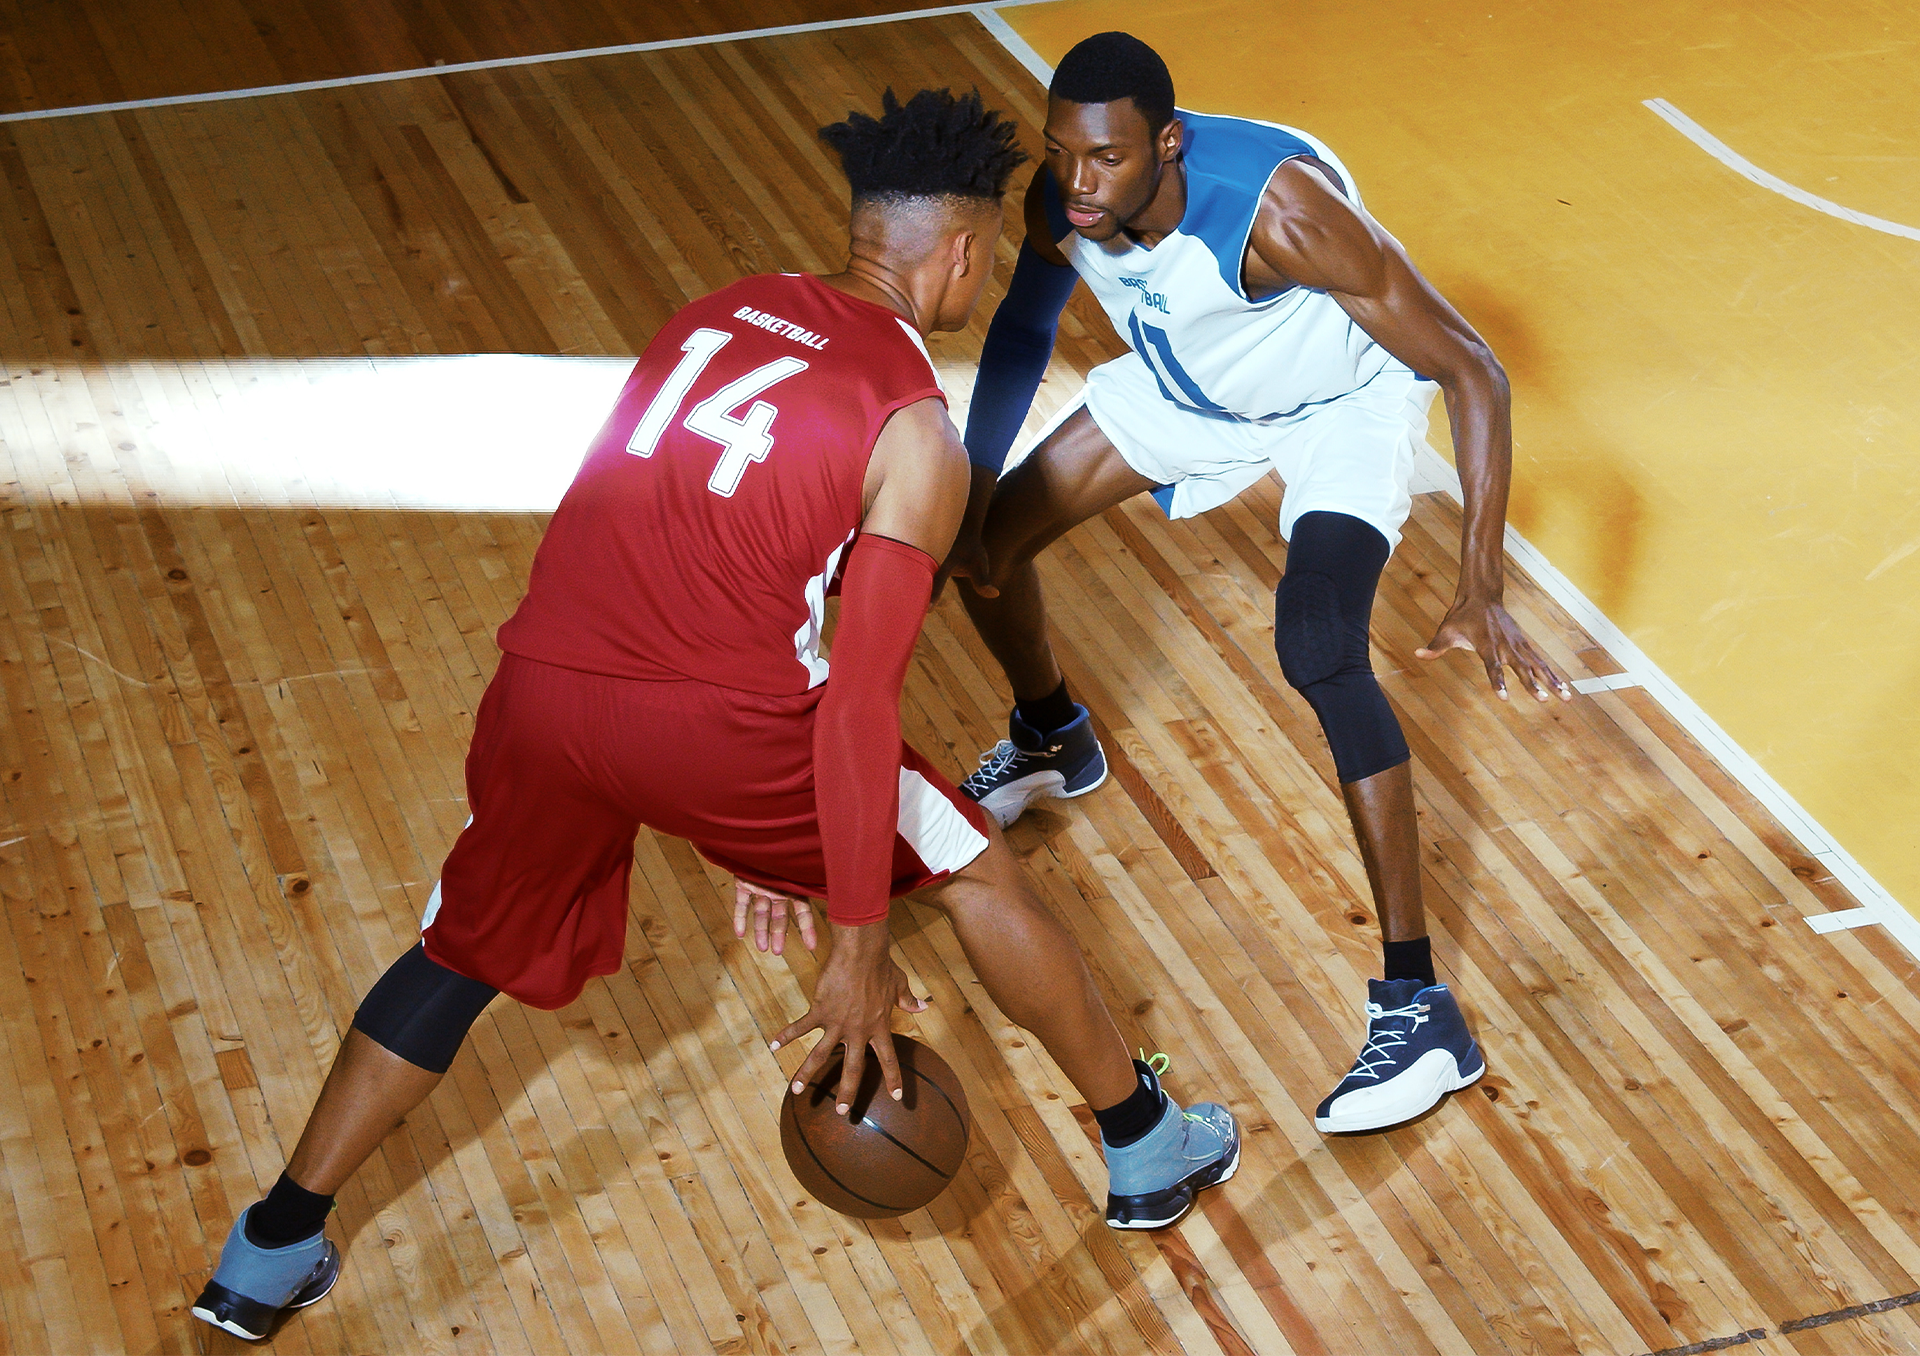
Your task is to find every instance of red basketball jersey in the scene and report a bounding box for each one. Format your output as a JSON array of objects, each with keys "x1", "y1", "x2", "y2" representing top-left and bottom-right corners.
[{"x1": 498, "y1": 274, "x2": 944, "y2": 693}]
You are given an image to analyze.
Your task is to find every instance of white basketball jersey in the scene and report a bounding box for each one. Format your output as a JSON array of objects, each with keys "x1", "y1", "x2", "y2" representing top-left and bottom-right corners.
[{"x1": 1048, "y1": 112, "x2": 1416, "y2": 424}]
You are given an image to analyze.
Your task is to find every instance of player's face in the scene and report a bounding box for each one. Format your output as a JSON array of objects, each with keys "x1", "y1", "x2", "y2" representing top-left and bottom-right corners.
[
  {"x1": 1042, "y1": 98, "x2": 1176, "y2": 241},
  {"x1": 933, "y1": 198, "x2": 1005, "y2": 331}
]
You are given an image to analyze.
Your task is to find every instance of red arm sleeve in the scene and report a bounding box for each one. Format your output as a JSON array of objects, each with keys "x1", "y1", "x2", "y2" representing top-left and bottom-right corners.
[{"x1": 813, "y1": 533, "x2": 938, "y2": 927}]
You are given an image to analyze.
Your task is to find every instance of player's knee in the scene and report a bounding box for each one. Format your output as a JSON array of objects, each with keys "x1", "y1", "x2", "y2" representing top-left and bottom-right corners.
[
  {"x1": 1274, "y1": 569, "x2": 1353, "y2": 692},
  {"x1": 352, "y1": 943, "x2": 499, "y2": 1075}
]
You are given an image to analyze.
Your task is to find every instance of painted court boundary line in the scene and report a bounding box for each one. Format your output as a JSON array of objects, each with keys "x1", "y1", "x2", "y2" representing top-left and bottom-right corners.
[
  {"x1": 1645, "y1": 99, "x2": 1920, "y2": 242},
  {"x1": 2, "y1": 4, "x2": 1909, "y2": 956},
  {"x1": 0, "y1": 3, "x2": 1025, "y2": 125}
]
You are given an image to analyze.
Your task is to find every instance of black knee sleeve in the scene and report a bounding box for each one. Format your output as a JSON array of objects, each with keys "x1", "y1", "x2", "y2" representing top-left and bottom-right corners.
[
  {"x1": 352, "y1": 943, "x2": 498, "y2": 1075},
  {"x1": 1274, "y1": 512, "x2": 1411, "y2": 785}
]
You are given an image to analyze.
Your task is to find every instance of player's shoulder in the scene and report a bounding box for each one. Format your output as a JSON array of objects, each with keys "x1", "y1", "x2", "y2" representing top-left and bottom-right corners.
[{"x1": 1180, "y1": 111, "x2": 1322, "y2": 202}]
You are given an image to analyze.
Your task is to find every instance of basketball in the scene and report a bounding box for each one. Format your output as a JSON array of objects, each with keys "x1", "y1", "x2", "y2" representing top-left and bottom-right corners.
[{"x1": 779, "y1": 1035, "x2": 971, "y2": 1219}]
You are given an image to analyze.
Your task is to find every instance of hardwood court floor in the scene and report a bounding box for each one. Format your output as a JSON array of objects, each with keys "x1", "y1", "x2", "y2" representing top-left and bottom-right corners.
[{"x1": 2, "y1": 9, "x2": 1919, "y2": 1356}]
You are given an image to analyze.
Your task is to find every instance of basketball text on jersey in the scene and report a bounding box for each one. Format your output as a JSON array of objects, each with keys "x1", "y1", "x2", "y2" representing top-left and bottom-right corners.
[
  {"x1": 1120, "y1": 276, "x2": 1170, "y2": 314},
  {"x1": 733, "y1": 305, "x2": 831, "y2": 349}
]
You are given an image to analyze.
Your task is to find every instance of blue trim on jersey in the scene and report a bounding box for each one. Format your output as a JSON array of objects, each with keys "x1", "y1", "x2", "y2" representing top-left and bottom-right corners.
[
  {"x1": 1038, "y1": 168, "x2": 1072, "y2": 245},
  {"x1": 1177, "y1": 111, "x2": 1317, "y2": 300},
  {"x1": 1151, "y1": 484, "x2": 1178, "y2": 514}
]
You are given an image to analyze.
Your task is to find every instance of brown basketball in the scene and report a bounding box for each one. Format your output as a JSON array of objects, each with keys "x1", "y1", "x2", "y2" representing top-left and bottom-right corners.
[{"x1": 779, "y1": 1035, "x2": 971, "y2": 1219}]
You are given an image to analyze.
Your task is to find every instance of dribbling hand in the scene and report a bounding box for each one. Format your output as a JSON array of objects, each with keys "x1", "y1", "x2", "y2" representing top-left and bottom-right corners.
[
  {"x1": 732, "y1": 879, "x2": 817, "y2": 956},
  {"x1": 769, "y1": 919, "x2": 928, "y2": 1116}
]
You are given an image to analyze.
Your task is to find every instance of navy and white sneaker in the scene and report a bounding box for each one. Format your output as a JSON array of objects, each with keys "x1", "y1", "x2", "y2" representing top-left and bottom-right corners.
[
  {"x1": 1104, "y1": 1056, "x2": 1240, "y2": 1229},
  {"x1": 191, "y1": 1207, "x2": 341, "y2": 1341},
  {"x1": 959, "y1": 704, "x2": 1107, "y2": 828},
  {"x1": 1315, "y1": 979, "x2": 1485, "y2": 1133}
]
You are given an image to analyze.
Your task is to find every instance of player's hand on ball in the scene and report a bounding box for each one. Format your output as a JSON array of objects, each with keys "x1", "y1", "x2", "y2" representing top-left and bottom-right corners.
[
  {"x1": 733, "y1": 879, "x2": 817, "y2": 955},
  {"x1": 770, "y1": 918, "x2": 928, "y2": 1115},
  {"x1": 1417, "y1": 596, "x2": 1571, "y2": 703}
]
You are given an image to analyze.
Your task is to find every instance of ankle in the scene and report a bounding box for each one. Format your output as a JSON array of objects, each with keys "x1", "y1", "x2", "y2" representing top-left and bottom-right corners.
[
  {"x1": 1382, "y1": 936, "x2": 1435, "y2": 988},
  {"x1": 244, "y1": 1172, "x2": 334, "y2": 1249},
  {"x1": 1014, "y1": 680, "x2": 1077, "y2": 737},
  {"x1": 1093, "y1": 1061, "x2": 1167, "y2": 1148}
]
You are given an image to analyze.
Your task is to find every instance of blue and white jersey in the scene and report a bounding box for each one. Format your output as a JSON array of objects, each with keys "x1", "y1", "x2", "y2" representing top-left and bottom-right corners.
[{"x1": 1046, "y1": 111, "x2": 1414, "y2": 424}]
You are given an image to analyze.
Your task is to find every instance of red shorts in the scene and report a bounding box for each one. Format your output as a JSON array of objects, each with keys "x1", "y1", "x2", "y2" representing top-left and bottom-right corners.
[{"x1": 421, "y1": 653, "x2": 990, "y2": 1009}]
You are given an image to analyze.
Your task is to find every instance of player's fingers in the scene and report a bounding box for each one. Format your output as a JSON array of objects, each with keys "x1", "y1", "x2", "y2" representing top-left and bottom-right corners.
[
  {"x1": 1483, "y1": 650, "x2": 1509, "y2": 700},
  {"x1": 790, "y1": 1029, "x2": 841, "y2": 1098},
  {"x1": 793, "y1": 898, "x2": 819, "y2": 952},
  {"x1": 871, "y1": 1030, "x2": 905, "y2": 1103},
  {"x1": 733, "y1": 882, "x2": 752, "y2": 940},
  {"x1": 833, "y1": 1038, "x2": 865, "y2": 1115},
  {"x1": 770, "y1": 1009, "x2": 821, "y2": 1061},
  {"x1": 765, "y1": 897, "x2": 788, "y2": 956}
]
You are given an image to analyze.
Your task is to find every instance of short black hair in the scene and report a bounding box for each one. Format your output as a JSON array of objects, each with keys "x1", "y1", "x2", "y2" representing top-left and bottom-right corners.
[
  {"x1": 1049, "y1": 32, "x2": 1176, "y2": 132},
  {"x1": 818, "y1": 87, "x2": 1027, "y2": 206}
]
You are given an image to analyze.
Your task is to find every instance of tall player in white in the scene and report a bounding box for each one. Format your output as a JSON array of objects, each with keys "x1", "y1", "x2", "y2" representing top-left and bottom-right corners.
[{"x1": 950, "y1": 32, "x2": 1570, "y2": 1133}]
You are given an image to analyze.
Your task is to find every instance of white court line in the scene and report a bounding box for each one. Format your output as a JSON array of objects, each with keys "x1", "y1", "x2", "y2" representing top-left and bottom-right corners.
[
  {"x1": 1645, "y1": 98, "x2": 1920, "y2": 243},
  {"x1": 0, "y1": 3, "x2": 1011, "y2": 124},
  {"x1": 1807, "y1": 908, "x2": 1878, "y2": 935},
  {"x1": 1571, "y1": 672, "x2": 1642, "y2": 695}
]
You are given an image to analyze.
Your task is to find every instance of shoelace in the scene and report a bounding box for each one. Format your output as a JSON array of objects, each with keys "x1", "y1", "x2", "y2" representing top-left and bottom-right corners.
[
  {"x1": 1138, "y1": 1051, "x2": 1218, "y2": 1154},
  {"x1": 962, "y1": 739, "x2": 1036, "y2": 788},
  {"x1": 1344, "y1": 999, "x2": 1432, "y2": 1082}
]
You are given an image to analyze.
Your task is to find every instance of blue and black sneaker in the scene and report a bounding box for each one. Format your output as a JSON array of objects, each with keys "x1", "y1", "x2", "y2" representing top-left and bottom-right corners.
[
  {"x1": 1104, "y1": 1055, "x2": 1240, "y2": 1229},
  {"x1": 1314, "y1": 979, "x2": 1485, "y2": 1133},
  {"x1": 191, "y1": 1207, "x2": 341, "y2": 1341},
  {"x1": 959, "y1": 704, "x2": 1107, "y2": 828}
]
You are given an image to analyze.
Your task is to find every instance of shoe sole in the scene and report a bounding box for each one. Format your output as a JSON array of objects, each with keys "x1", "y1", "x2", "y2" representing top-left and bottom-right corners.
[
  {"x1": 973, "y1": 760, "x2": 1110, "y2": 829},
  {"x1": 191, "y1": 1242, "x2": 341, "y2": 1342},
  {"x1": 1105, "y1": 1122, "x2": 1242, "y2": 1231},
  {"x1": 1314, "y1": 1053, "x2": 1485, "y2": 1134}
]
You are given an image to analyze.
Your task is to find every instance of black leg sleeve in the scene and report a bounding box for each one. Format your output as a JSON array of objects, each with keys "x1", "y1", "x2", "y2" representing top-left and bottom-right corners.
[{"x1": 1273, "y1": 511, "x2": 1411, "y2": 785}]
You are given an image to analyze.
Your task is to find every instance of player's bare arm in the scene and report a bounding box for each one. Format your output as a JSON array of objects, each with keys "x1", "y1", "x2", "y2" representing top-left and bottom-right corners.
[
  {"x1": 773, "y1": 395, "x2": 972, "y2": 1112},
  {"x1": 1245, "y1": 163, "x2": 1570, "y2": 702}
]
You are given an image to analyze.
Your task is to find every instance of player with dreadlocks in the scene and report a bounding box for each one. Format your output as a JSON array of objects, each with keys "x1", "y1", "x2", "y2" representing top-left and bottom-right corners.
[{"x1": 194, "y1": 87, "x2": 1237, "y2": 1342}]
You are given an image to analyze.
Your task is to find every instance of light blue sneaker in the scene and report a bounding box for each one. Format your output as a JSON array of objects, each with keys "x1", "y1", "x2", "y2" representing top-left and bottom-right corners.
[
  {"x1": 959, "y1": 704, "x2": 1108, "y2": 828},
  {"x1": 191, "y1": 1206, "x2": 341, "y2": 1341},
  {"x1": 1315, "y1": 979, "x2": 1485, "y2": 1133},
  {"x1": 1103, "y1": 1056, "x2": 1240, "y2": 1229}
]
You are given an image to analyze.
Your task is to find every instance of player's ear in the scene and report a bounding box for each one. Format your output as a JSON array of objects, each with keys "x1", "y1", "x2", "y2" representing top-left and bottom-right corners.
[{"x1": 1158, "y1": 116, "x2": 1183, "y2": 164}]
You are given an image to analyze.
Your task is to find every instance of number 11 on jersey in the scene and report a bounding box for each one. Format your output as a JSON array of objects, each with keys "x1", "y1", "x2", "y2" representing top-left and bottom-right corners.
[{"x1": 627, "y1": 328, "x2": 809, "y2": 497}]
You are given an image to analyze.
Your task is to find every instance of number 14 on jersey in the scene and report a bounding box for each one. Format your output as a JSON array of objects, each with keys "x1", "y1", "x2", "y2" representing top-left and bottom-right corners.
[{"x1": 627, "y1": 328, "x2": 809, "y2": 497}]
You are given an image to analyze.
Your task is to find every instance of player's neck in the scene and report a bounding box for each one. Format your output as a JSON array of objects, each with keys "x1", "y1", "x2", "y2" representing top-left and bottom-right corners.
[
  {"x1": 1123, "y1": 159, "x2": 1187, "y2": 250},
  {"x1": 817, "y1": 261, "x2": 928, "y2": 334}
]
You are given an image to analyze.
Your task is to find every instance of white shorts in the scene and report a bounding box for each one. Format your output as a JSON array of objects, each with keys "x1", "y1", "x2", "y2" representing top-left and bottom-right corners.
[{"x1": 1069, "y1": 351, "x2": 1439, "y2": 549}]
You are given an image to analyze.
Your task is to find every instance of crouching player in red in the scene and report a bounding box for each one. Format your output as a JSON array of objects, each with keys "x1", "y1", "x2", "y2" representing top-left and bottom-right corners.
[{"x1": 192, "y1": 89, "x2": 1238, "y2": 1341}]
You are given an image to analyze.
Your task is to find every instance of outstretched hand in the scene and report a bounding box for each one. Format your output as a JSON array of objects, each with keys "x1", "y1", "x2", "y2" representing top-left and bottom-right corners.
[
  {"x1": 770, "y1": 919, "x2": 928, "y2": 1116},
  {"x1": 733, "y1": 879, "x2": 817, "y2": 956},
  {"x1": 1417, "y1": 596, "x2": 1571, "y2": 702}
]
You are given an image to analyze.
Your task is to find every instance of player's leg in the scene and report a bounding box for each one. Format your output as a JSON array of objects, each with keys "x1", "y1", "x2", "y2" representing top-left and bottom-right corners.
[
  {"x1": 195, "y1": 655, "x2": 641, "y2": 1339},
  {"x1": 1272, "y1": 508, "x2": 1484, "y2": 1131},
  {"x1": 957, "y1": 405, "x2": 1154, "y2": 824},
  {"x1": 191, "y1": 947, "x2": 496, "y2": 1339},
  {"x1": 916, "y1": 825, "x2": 1239, "y2": 1229}
]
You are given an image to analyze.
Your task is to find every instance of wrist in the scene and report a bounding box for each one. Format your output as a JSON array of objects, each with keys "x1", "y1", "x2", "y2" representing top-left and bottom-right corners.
[{"x1": 825, "y1": 917, "x2": 891, "y2": 962}]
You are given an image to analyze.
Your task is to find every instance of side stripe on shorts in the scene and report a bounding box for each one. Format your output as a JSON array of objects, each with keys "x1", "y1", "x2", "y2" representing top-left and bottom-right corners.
[{"x1": 898, "y1": 768, "x2": 989, "y2": 874}]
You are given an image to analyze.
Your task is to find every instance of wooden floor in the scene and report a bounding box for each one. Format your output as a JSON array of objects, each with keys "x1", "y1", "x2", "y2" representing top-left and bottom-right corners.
[{"x1": 3, "y1": 8, "x2": 1920, "y2": 1356}]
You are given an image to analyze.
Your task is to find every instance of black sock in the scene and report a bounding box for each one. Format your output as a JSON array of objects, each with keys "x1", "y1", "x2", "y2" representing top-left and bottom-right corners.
[
  {"x1": 244, "y1": 1172, "x2": 334, "y2": 1249},
  {"x1": 1014, "y1": 680, "x2": 1077, "y2": 736},
  {"x1": 1093, "y1": 1061, "x2": 1167, "y2": 1147},
  {"x1": 1383, "y1": 936, "x2": 1436, "y2": 987}
]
